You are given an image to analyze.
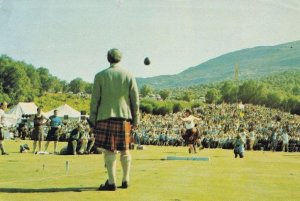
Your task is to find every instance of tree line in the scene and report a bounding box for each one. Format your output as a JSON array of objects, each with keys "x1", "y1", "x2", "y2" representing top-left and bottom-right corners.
[
  {"x1": 0, "y1": 55, "x2": 92, "y2": 104},
  {"x1": 1, "y1": 55, "x2": 299, "y2": 115},
  {"x1": 139, "y1": 70, "x2": 300, "y2": 115}
]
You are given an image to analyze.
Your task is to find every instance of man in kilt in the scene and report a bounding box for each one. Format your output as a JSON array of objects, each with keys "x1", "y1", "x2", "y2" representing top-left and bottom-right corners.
[
  {"x1": 181, "y1": 109, "x2": 201, "y2": 154},
  {"x1": 90, "y1": 48, "x2": 139, "y2": 191}
]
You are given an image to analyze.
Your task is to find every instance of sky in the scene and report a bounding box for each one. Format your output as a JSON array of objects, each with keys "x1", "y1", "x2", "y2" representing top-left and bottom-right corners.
[{"x1": 0, "y1": 0, "x2": 300, "y2": 83}]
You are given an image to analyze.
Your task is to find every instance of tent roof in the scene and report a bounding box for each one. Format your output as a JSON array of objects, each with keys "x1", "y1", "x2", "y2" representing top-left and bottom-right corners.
[
  {"x1": 45, "y1": 104, "x2": 81, "y2": 118},
  {"x1": 7, "y1": 102, "x2": 38, "y2": 117}
]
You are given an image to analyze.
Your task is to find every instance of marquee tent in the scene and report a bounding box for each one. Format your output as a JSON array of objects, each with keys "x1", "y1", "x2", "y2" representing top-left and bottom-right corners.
[
  {"x1": 45, "y1": 104, "x2": 81, "y2": 119},
  {"x1": 7, "y1": 102, "x2": 38, "y2": 118},
  {"x1": 5, "y1": 102, "x2": 39, "y2": 126}
]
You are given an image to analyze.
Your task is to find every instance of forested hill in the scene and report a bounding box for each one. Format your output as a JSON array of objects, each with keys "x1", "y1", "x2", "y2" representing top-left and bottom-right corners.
[
  {"x1": 137, "y1": 40, "x2": 300, "y2": 88},
  {"x1": 0, "y1": 55, "x2": 92, "y2": 105}
]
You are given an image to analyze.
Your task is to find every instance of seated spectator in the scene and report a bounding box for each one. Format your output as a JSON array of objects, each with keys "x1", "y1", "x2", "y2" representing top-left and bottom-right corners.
[
  {"x1": 66, "y1": 123, "x2": 84, "y2": 155},
  {"x1": 20, "y1": 144, "x2": 30, "y2": 153}
]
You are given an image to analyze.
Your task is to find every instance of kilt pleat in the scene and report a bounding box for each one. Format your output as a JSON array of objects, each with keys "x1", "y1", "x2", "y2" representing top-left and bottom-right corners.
[{"x1": 94, "y1": 119, "x2": 131, "y2": 151}]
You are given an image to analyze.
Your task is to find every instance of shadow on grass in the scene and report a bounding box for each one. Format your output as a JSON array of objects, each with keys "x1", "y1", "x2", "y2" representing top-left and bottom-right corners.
[{"x1": 0, "y1": 187, "x2": 97, "y2": 193}]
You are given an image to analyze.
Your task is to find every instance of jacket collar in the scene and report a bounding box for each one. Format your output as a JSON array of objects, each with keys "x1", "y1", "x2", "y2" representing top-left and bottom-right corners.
[{"x1": 110, "y1": 63, "x2": 120, "y2": 68}]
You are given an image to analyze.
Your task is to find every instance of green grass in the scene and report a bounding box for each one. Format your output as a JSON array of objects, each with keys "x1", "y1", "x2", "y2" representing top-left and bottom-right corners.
[{"x1": 0, "y1": 140, "x2": 299, "y2": 201}]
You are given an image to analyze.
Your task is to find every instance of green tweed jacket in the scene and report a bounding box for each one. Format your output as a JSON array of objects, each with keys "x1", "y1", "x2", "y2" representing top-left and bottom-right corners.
[{"x1": 90, "y1": 64, "x2": 140, "y2": 126}]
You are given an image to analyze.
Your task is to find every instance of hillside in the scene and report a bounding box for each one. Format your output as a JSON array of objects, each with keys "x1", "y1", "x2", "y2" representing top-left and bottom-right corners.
[{"x1": 137, "y1": 40, "x2": 300, "y2": 88}]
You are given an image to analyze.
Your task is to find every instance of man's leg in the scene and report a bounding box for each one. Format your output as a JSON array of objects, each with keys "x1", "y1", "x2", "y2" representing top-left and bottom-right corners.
[
  {"x1": 44, "y1": 141, "x2": 50, "y2": 152},
  {"x1": 104, "y1": 150, "x2": 117, "y2": 185},
  {"x1": 78, "y1": 139, "x2": 88, "y2": 154},
  {"x1": 54, "y1": 141, "x2": 58, "y2": 153},
  {"x1": 0, "y1": 141, "x2": 8, "y2": 155},
  {"x1": 120, "y1": 150, "x2": 131, "y2": 188},
  {"x1": 38, "y1": 140, "x2": 42, "y2": 152},
  {"x1": 87, "y1": 138, "x2": 95, "y2": 153},
  {"x1": 188, "y1": 144, "x2": 193, "y2": 153},
  {"x1": 32, "y1": 141, "x2": 37, "y2": 153},
  {"x1": 71, "y1": 140, "x2": 77, "y2": 155},
  {"x1": 239, "y1": 152, "x2": 244, "y2": 158}
]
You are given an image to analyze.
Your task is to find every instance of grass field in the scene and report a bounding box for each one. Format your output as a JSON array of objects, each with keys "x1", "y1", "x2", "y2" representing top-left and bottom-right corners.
[{"x1": 0, "y1": 140, "x2": 299, "y2": 201}]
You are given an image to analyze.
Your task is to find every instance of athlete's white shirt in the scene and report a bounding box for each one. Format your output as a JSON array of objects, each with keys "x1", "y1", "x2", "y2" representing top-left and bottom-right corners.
[{"x1": 182, "y1": 115, "x2": 200, "y2": 130}]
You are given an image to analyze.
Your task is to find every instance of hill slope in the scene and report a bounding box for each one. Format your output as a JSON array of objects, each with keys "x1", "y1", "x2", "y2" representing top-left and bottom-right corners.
[{"x1": 137, "y1": 40, "x2": 300, "y2": 88}]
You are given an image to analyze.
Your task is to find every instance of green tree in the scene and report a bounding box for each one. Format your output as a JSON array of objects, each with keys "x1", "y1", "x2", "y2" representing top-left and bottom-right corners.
[
  {"x1": 37, "y1": 67, "x2": 54, "y2": 92},
  {"x1": 60, "y1": 80, "x2": 69, "y2": 93},
  {"x1": 0, "y1": 65, "x2": 31, "y2": 103},
  {"x1": 140, "y1": 103, "x2": 153, "y2": 114},
  {"x1": 69, "y1": 78, "x2": 85, "y2": 94},
  {"x1": 181, "y1": 92, "x2": 192, "y2": 102},
  {"x1": 238, "y1": 81, "x2": 268, "y2": 104},
  {"x1": 140, "y1": 85, "x2": 153, "y2": 97},
  {"x1": 205, "y1": 88, "x2": 220, "y2": 103},
  {"x1": 220, "y1": 81, "x2": 238, "y2": 103},
  {"x1": 173, "y1": 102, "x2": 184, "y2": 113},
  {"x1": 266, "y1": 92, "x2": 282, "y2": 108},
  {"x1": 159, "y1": 89, "x2": 170, "y2": 100},
  {"x1": 292, "y1": 86, "x2": 300, "y2": 96},
  {"x1": 84, "y1": 83, "x2": 93, "y2": 94},
  {"x1": 24, "y1": 65, "x2": 42, "y2": 96}
]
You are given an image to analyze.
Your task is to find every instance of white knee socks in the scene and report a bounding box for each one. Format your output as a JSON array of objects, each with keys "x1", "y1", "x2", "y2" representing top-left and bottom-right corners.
[
  {"x1": 104, "y1": 151, "x2": 117, "y2": 185},
  {"x1": 120, "y1": 154, "x2": 132, "y2": 183}
]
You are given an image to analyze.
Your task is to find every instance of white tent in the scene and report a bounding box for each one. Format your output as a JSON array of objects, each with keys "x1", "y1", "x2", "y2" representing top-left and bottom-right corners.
[
  {"x1": 7, "y1": 102, "x2": 38, "y2": 118},
  {"x1": 45, "y1": 104, "x2": 81, "y2": 119},
  {"x1": 5, "y1": 102, "x2": 39, "y2": 126},
  {"x1": 4, "y1": 113, "x2": 19, "y2": 127}
]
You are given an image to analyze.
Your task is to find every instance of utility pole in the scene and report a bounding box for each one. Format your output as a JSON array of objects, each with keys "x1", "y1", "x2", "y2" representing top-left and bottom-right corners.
[{"x1": 234, "y1": 64, "x2": 239, "y2": 103}]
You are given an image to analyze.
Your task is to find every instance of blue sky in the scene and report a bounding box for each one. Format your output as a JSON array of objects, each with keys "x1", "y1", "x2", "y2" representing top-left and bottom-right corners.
[{"x1": 0, "y1": 0, "x2": 299, "y2": 82}]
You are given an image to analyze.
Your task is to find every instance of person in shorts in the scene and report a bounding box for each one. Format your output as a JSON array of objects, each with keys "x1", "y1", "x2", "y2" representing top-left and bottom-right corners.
[{"x1": 44, "y1": 110, "x2": 62, "y2": 154}]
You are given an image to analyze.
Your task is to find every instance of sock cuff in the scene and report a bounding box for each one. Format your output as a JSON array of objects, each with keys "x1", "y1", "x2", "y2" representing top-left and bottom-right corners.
[
  {"x1": 120, "y1": 154, "x2": 132, "y2": 162},
  {"x1": 104, "y1": 152, "x2": 117, "y2": 163}
]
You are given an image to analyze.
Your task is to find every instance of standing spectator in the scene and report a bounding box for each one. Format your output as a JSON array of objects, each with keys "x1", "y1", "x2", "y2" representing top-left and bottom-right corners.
[
  {"x1": 0, "y1": 102, "x2": 8, "y2": 155},
  {"x1": 249, "y1": 127, "x2": 256, "y2": 151},
  {"x1": 44, "y1": 110, "x2": 62, "y2": 154},
  {"x1": 281, "y1": 128, "x2": 289, "y2": 152},
  {"x1": 233, "y1": 133, "x2": 245, "y2": 158},
  {"x1": 31, "y1": 107, "x2": 48, "y2": 153},
  {"x1": 270, "y1": 127, "x2": 278, "y2": 152},
  {"x1": 90, "y1": 48, "x2": 139, "y2": 191},
  {"x1": 239, "y1": 127, "x2": 248, "y2": 149}
]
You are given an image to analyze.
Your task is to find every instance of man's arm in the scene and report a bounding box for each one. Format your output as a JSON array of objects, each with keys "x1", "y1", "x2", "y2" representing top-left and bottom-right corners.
[
  {"x1": 90, "y1": 75, "x2": 101, "y2": 127},
  {"x1": 129, "y1": 76, "x2": 140, "y2": 127},
  {"x1": 0, "y1": 112, "x2": 7, "y2": 128}
]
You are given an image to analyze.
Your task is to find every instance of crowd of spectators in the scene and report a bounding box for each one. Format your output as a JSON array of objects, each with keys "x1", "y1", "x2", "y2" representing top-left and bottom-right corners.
[
  {"x1": 5, "y1": 103, "x2": 300, "y2": 153},
  {"x1": 133, "y1": 103, "x2": 300, "y2": 152}
]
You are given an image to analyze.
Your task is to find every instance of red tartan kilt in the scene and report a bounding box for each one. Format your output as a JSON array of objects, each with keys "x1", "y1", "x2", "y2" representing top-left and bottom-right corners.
[
  {"x1": 182, "y1": 128, "x2": 199, "y2": 144},
  {"x1": 94, "y1": 119, "x2": 131, "y2": 151}
]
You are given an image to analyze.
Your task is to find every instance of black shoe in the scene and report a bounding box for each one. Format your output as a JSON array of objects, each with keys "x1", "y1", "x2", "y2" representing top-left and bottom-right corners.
[
  {"x1": 121, "y1": 181, "x2": 128, "y2": 189},
  {"x1": 98, "y1": 180, "x2": 116, "y2": 191},
  {"x1": 2, "y1": 152, "x2": 8, "y2": 155}
]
